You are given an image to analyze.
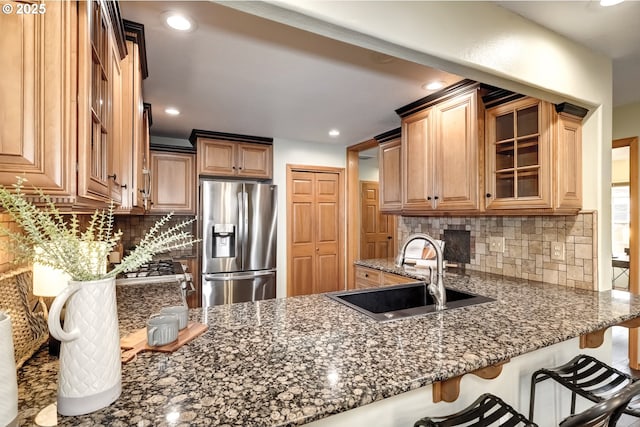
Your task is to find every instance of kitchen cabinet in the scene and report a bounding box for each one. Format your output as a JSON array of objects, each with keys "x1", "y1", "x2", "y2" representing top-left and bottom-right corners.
[
  {"x1": 0, "y1": 0, "x2": 126, "y2": 209},
  {"x1": 376, "y1": 129, "x2": 402, "y2": 213},
  {"x1": 149, "y1": 151, "x2": 195, "y2": 214},
  {"x1": 117, "y1": 21, "x2": 150, "y2": 213},
  {"x1": 191, "y1": 130, "x2": 273, "y2": 180},
  {"x1": 0, "y1": 0, "x2": 77, "y2": 201},
  {"x1": 77, "y1": 0, "x2": 126, "y2": 203},
  {"x1": 399, "y1": 84, "x2": 482, "y2": 213},
  {"x1": 485, "y1": 98, "x2": 585, "y2": 213},
  {"x1": 354, "y1": 265, "x2": 415, "y2": 290}
]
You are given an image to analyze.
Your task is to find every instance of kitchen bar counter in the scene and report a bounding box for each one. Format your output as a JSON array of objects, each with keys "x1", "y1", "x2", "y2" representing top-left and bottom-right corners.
[{"x1": 17, "y1": 262, "x2": 640, "y2": 426}]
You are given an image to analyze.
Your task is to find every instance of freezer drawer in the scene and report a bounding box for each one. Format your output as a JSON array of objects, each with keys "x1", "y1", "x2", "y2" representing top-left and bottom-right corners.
[{"x1": 202, "y1": 271, "x2": 276, "y2": 307}]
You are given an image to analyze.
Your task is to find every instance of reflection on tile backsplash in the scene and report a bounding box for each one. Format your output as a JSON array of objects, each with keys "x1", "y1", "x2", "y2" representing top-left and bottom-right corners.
[
  {"x1": 398, "y1": 212, "x2": 597, "y2": 290},
  {"x1": 114, "y1": 215, "x2": 197, "y2": 259}
]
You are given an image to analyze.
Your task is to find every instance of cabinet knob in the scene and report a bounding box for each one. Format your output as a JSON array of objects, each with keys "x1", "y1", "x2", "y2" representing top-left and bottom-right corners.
[
  {"x1": 427, "y1": 196, "x2": 432, "y2": 201},
  {"x1": 108, "y1": 173, "x2": 117, "y2": 181},
  {"x1": 232, "y1": 166, "x2": 236, "y2": 170},
  {"x1": 434, "y1": 196, "x2": 439, "y2": 200},
  {"x1": 486, "y1": 193, "x2": 492, "y2": 198},
  {"x1": 387, "y1": 236, "x2": 392, "y2": 240},
  {"x1": 364, "y1": 273, "x2": 369, "y2": 278},
  {"x1": 121, "y1": 184, "x2": 128, "y2": 189},
  {"x1": 238, "y1": 167, "x2": 242, "y2": 170}
]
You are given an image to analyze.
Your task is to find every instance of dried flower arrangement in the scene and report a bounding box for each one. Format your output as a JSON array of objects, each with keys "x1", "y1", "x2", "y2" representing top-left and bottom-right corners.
[{"x1": 0, "y1": 178, "x2": 197, "y2": 281}]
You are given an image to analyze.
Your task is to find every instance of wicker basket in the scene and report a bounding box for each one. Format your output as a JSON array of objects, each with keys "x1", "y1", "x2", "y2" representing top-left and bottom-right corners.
[{"x1": 0, "y1": 267, "x2": 48, "y2": 368}]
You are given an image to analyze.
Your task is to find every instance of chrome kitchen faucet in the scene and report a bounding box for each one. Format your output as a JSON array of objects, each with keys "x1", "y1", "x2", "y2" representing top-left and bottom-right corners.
[{"x1": 395, "y1": 233, "x2": 446, "y2": 311}]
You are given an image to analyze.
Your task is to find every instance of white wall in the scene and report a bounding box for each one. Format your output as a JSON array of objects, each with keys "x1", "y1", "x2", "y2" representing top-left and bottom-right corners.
[
  {"x1": 358, "y1": 157, "x2": 379, "y2": 182},
  {"x1": 227, "y1": 0, "x2": 613, "y2": 290},
  {"x1": 272, "y1": 138, "x2": 346, "y2": 297},
  {"x1": 614, "y1": 103, "x2": 640, "y2": 139}
]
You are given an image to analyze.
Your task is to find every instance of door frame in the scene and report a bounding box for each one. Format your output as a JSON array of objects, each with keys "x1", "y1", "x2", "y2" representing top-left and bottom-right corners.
[
  {"x1": 286, "y1": 164, "x2": 345, "y2": 296},
  {"x1": 359, "y1": 180, "x2": 397, "y2": 260},
  {"x1": 346, "y1": 139, "x2": 379, "y2": 289},
  {"x1": 613, "y1": 138, "x2": 640, "y2": 368}
]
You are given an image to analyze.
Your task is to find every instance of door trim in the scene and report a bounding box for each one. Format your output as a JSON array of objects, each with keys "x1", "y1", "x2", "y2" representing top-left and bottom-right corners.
[
  {"x1": 613, "y1": 138, "x2": 640, "y2": 368},
  {"x1": 286, "y1": 164, "x2": 345, "y2": 296},
  {"x1": 347, "y1": 139, "x2": 379, "y2": 289}
]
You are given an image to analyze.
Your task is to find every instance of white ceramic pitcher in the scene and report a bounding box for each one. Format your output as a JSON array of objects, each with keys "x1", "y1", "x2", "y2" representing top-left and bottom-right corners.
[
  {"x1": 48, "y1": 277, "x2": 121, "y2": 416},
  {"x1": 0, "y1": 311, "x2": 18, "y2": 427}
]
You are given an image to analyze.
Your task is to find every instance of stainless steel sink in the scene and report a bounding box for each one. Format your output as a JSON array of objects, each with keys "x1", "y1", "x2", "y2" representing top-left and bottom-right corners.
[{"x1": 327, "y1": 282, "x2": 494, "y2": 322}]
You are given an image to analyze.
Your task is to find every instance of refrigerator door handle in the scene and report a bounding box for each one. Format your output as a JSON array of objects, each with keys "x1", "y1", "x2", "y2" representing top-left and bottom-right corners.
[
  {"x1": 237, "y1": 190, "x2": 244, "y2": 268},
  {"x1": 242, "y1": 190, "x2": 249, "y2": 269},
  {"x1": 203, "y1": 271, "x2": 275, "y2": 281}
]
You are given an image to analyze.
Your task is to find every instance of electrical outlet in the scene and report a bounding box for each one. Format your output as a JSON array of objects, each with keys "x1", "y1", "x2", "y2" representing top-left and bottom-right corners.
[
  {"x1": 489, "y1": 236, "x2": 504, "y2": 253},
  {"x1": 551, "y1": 242, "x2": 565, "y2": 261}
]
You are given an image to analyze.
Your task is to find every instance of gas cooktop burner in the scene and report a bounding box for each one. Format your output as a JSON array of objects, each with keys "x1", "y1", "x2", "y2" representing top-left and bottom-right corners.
[{"x1": 120, "y1": 259, "x2": 184, "y2": 279}]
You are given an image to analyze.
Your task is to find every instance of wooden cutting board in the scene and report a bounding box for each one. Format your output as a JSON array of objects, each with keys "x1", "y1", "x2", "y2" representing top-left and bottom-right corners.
[{"x1": 120, "y1": 322, "x2": 208, "y2": 363}]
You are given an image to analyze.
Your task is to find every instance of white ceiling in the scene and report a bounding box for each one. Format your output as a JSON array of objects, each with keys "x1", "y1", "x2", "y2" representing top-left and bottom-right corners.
[
  {"x1": 120, "y1": 1, "x2": 639, "y2": 145},
  {"x1": 497, "y1": 1, "x2": 640, "y2": 108},
  {"x1": 120, "y1": 1, "x2": 462, "y2": 145}
]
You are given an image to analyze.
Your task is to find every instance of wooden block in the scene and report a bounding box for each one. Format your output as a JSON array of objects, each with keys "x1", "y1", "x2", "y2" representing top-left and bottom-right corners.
[{"x1": 120, "y1": 322, "x2": 208, "y2": 363}]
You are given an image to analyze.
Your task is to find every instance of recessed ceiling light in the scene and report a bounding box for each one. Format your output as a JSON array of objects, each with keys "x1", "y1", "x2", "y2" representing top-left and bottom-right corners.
[
  {"x1": 422, "y1": 81, "x2": 445, "y2": 91},
  {"x1": 600, "y1": 0, "x2": 623, "y2": 6},
  {"x1": 165, "y1": 107, "x2": 180, "y2": 116},
  {"x1": 165, "y1": 13, "x2": 193, "y2": 31},
  {"x1": 329, "y1": 129, "x2": 340, "y2": 137}
]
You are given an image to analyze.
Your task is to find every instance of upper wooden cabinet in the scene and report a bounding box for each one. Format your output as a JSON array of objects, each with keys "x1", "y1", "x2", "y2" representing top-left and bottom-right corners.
[
  {"x1": 78, "y1": 1, "x2": 127, "y2": 201},
  {"x1": 398, "y1": 83, "x2": 482, "y2": 213},
  {"x1": 190, "y1": 130, "x2": 273, "y2": 180},
  {"x1": 149, "y1": 151, "x2": 195, "y2": 214},
  {"x1": 485, "y1": 97, "x2": 585, "y2": 214},
  {"x1": 117, "y1": 21, "x2": 150, "y2": 213},
  {"x1": 376, "y1": 128, "x2": 402, "y2": 213},
  {"x1": 0, "y1": 0, "x2": 127, "y2": 209},
  {"x1": 0, "y1": 1, "x2": 77, "y2": 200}
]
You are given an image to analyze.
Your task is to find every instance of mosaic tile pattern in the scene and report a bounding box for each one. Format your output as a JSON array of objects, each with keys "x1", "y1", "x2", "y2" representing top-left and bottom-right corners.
[
  {"x1": 398, "y1": 212, "x2": 597, "y2": 290},
  {"x1": 16, "y1": 269, "x2": 640, "y2": 427},
  {"x1": 114, "y1": 215, "x2": 197, "y2": 259}
]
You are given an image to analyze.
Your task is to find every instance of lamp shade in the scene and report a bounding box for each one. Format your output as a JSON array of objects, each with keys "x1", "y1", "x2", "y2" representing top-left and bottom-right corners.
[{"x1": 32, "y1": 262, "x2": 70, "y2": 298}]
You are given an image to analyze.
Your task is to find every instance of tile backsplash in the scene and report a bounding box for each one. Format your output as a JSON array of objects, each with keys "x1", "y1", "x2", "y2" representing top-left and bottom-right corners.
[
  {"x1": 398, "y1": 212, "x2": 597, "y2": 290},
  {"x1": 114, "y1": 215, "x2": 197, "y2": 259}
]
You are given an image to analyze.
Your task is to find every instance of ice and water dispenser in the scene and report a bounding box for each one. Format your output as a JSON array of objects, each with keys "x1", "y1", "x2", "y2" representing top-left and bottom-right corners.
[{"x1": 212, "y1": 224, "x2": 235, "y2": 258}]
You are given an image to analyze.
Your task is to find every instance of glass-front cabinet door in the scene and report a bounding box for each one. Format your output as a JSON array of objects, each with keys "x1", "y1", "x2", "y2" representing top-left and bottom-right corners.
[{"x1": 485, "y1": 97, "x2": 552, "y2": 210}]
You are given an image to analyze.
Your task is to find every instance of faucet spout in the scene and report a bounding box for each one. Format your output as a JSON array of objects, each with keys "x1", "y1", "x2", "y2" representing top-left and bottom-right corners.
[{"x1": 396, "y1": 233, "x2": 446, "y2": 310}]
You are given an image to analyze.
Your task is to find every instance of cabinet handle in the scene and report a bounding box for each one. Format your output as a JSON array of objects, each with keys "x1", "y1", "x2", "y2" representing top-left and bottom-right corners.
[
  {"x1": 108, "y1": 174, "x2": 117, "y2": 181},
  {"x1": 121, "y1": 184, "x2": 128, "y2": 189},
  {"x1": 486, "y1": 193, "x2": 492, "y2": 198},
  {"x1": 387, "y1": 236, "x2": 392, "y2": 240},
  {"x1": 434, "y1": 196, "x2": 439, "y2": 200}
]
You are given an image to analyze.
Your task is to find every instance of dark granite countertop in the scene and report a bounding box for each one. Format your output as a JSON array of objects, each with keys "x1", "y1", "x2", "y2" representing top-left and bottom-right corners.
[{"x1": 17, "y1": 263, "x2": 640, "y2": 426}]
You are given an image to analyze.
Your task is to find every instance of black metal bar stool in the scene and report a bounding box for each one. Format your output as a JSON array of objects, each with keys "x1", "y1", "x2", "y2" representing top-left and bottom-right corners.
[
  {"x1": 414, "y1": 393, "x2": 537, "y2": 427},
  {"x1": 560, "y1": 380, "x2": 640, "y2": 427},
  {"x1": 529, "y1": 354, "x2": 640, "y2": 422}
]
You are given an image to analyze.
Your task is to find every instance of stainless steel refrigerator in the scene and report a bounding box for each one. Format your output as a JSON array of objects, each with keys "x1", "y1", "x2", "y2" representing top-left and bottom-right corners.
[{"x1": 200, "y1": 180, "x2": 277, "y2": 307}]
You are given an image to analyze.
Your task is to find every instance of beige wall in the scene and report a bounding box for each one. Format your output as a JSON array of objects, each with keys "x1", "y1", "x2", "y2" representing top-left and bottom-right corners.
[{"x1": 614, "y1": 102, "x2": 640, "y2": 139}]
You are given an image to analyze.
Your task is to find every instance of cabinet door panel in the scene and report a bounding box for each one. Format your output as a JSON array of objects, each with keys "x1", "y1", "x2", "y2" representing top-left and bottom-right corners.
[
  {"x1": 237, "y1": 143, "x2": 272, "y2": 179},
  {"x1": 199, "y1": 139, "x2": 235, "y2": 176},
  {"x1": 0, "y1": 1, "x2": 76, "y2": 196},
  {"x1": 555, "y1": 113, "x2": 582, "y2": 210},
  {"x1": 379, "y1": 138, "x2": 402, "y2": 212},
  {"x1": 149, "y1": 152, "x2": 195, "y2": 214},
  {"x1": 435, "y1": 92, "x2": 478, "y2": 210},
  {"x1": 402, "y1": 109, "x2": 433, "y2": 209}
]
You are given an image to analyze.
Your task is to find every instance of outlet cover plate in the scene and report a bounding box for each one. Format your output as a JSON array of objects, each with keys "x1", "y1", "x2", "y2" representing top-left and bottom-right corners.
[
  {"x1": 489, "y1": 237, "x2": 505, "y2": 253},
  {"x1": 551, "y1": 242, "x2": 565, "y2": 261}
]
